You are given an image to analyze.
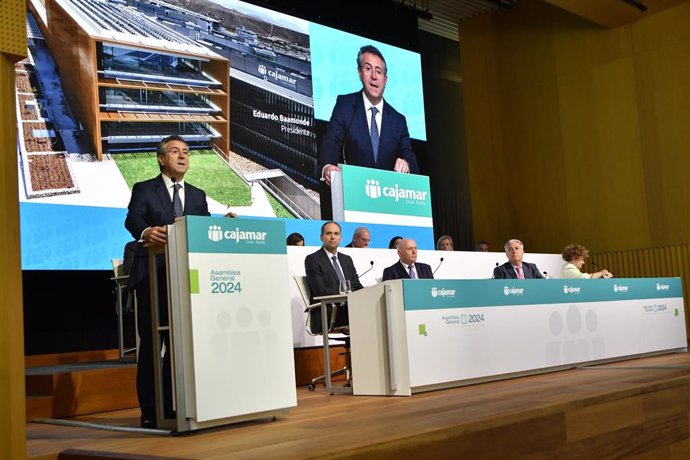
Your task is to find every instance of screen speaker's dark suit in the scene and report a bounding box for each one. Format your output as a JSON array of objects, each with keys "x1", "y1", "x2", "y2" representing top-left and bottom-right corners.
[
  {"x1": 125, "y1": 174, "x2": 209, "y2": 421},
  {"x1": 319, "y1": 91, "x2": 419, "y2": 174},
  {"x1": 493, "y1": 261, "x2": 544, "y2": 279},
  {"x1": 382, "y1": 261, "x2": 434, "y2": 280}
]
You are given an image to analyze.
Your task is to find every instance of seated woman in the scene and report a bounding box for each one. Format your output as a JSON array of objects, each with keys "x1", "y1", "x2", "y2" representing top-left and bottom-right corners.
[
  {"x1": 286, "y1": 232, "x2": 305, "y2": 246},
  {"x1": 436, "y1": 235, "x2": 454, "y2": 251},
  {"x1": 388, "y1": 235, "x2": 403, "y2": 249},
  {"x1": 560, "y1": 244, "x2": 613, "y2": 279}
]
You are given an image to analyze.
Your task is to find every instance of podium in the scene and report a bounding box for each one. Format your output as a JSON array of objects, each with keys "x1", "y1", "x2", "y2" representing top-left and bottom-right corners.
[
  {"x1": 331, "y1": 164, "x2": 433, "y2": 228},
  {"x1": 148, "y1": 216, "x2": 296, "y2": 432},
  {"x1": 347, "y1": 278, "x2": 687, "y2": 396}
]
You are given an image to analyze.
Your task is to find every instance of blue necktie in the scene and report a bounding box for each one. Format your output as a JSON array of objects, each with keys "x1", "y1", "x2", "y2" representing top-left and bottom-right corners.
[
  {"x1": 370, "y1": 106, "x2": 379, "y2": 163},
  {"x1": 408, "y1": 264, "x2": 416, "y2": 279},
  {"x1": 172, "y1": 183, "x2": 183, "y2": 218},
  {"x1": 331, "y1": 255, "x2": 345, "y2": 282}
]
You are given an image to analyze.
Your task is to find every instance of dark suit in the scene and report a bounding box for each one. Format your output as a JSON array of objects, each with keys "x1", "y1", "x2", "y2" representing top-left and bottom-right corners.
[
  {"x1": 304, "y1": 248, "x2": 364, "y2": 334},
  {"x1": 493, "y1": 261, "x2": 544, "y2": 279},
  {"x1": 304, "y1": 248, "x2": 364, "y2": 302},
  {"x1": 319, "y1": 91, "x2": 419, "y2": 174},
  {"x1": 382, "y1": 261, "x2": 434, "y2": 281},
  {"x1": 124, "y1": 174, "x2": 209, "y2": 421}
]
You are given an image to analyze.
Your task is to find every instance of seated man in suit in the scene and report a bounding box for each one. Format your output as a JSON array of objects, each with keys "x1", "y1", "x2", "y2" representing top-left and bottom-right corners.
[
  {"x1": 382, "y1": 238, "x2": 434, "y2": 280},
  {"x1": 345, "y1": 226, "x2": 371, "y2": 248},
  {"x1": 305, "y1": 221, "x2": 364, "y2": 300},
  {"x1": 493, "y1": 239, "x2": 544, "y2": 279},
  {"x1": 125, "y1": 135, "x2": 211, "y2": 428}
]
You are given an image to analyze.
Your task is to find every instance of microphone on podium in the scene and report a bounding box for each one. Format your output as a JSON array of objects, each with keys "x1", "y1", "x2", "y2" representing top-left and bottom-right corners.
[
  {"x1": 358, "y1": 260, "x2": 375, "y2": 278},
  {"x1": 542, "y1": 271, "x2": 548, "y2": 279},
  {"x1": 433, "y1": 257, "x2": 444, "y2": 275}
]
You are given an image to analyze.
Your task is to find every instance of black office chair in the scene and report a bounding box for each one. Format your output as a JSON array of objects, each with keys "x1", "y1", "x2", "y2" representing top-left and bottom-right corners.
[
  {"x1": 111, "y1": 241, "x2": 138, "y2": 360},
  {"x1": 294, "y1": 276, "x2": 352, "y2": 391}
]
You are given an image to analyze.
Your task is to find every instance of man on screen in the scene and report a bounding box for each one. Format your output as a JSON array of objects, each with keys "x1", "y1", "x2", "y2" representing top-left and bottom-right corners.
[
  {"x1": 382, "y1": 238, "x2": 434, "y2": 280},
  {"x1": 493, "y1": 239, "x2": 544, "y2": 279},
  {"x1": 125, "y1": 135, "x2": 210, "y2": 428},
  {"x1": 319, "y1": 45, "x2": 419, "y2": 188}
]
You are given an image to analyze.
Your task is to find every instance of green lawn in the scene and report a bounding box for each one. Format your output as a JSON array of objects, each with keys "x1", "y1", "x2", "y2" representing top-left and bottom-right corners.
[
  {"x1": 114, "y1": 150, "x2": 295, "y2": 219},
  {"x1": 266, "y1": 192, "x2": 295, "y2": 219},
  {"x1": 114, "y1": 150, "x2": 251, "y2": 207}
]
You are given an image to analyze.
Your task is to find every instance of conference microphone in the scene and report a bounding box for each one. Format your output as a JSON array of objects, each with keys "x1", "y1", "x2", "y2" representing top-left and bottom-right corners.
[
  {"x1": 433, "y1": 257, "x2": 444, "y2": 275},
  {"x1": 542, "y1": 271, "x2": 548, "y2": 279},
  {"x1": 357, "y1": 260, "x2": 375, "y2": 278},
  {"x1": 492, "y1": 261, "x2": 499, "y2": 279}
]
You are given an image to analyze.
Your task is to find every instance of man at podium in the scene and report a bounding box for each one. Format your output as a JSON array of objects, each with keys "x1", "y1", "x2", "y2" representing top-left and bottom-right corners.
[
  {"x1": 319, "y1": 45, "x2": 419, "y2": 185},
  {"x1": 318, "y1": 45, "x2": 419, "y2": 218},
  {"x1": 382, "y1": 238, "x2": 434, "y2": 280},
  {"x1": 125, "y1": 135, "x2": 210, "y2": 428}
]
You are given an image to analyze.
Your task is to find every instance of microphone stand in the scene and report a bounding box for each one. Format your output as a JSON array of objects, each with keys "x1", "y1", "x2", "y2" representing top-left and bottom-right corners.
[{"x1": 433, "y1": 257, "x2": 444, "y2": 275}]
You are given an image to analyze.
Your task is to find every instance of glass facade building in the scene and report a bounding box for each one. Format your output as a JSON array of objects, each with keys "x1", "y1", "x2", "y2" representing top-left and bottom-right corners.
[{"x1": 41, "y1": 0, "x2": 229, "y2": 160}]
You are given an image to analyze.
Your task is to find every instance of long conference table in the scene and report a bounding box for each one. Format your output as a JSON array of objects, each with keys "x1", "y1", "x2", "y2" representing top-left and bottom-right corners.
[{"x1": 347, "y1": 277, "x2": 687, "y2": 396}]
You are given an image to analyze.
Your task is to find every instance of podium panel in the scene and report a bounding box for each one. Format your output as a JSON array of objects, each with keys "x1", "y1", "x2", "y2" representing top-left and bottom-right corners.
[
  {"x1": 166, "y1": 216, "x2": 296, "y2": 431},
  {"x1": 348, "y1": 278, "x2": 687, "y2": 396},
  {"x1": 332, "y1": 164, "x2": 432, "y2": 228}
]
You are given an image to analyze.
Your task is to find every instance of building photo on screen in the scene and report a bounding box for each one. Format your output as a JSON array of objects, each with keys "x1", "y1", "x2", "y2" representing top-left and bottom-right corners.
[{"x1": 16, "y1": 0, "x2": 427, "y2": 270}]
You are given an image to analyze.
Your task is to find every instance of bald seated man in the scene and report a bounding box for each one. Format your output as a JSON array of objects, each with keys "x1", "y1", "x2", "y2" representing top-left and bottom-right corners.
[{"x1": 382, "y1": 238, "x2": 434, "y2": 280}]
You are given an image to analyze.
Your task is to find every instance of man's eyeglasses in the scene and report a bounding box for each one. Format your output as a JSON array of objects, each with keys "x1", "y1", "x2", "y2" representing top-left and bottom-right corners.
[{"x1": 360, "y1": 64, "x2": 385, "y2": 77}]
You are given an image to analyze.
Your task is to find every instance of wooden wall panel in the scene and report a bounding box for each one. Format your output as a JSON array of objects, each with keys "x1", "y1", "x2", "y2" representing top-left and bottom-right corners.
[
  {"x1": 1, "y1": 3, "x2": 27, "y2": 458},
  {"x1": 634, "y1": 39, "x2": 690, "y2": 246},
  {"x1": 483, "y1": 0, "x2": 559, "y2": 93},
  {"x1": 544, "y1": 0, "x2": 687, "y2": 29},
  {"x1": 490, "y1": 78, "x2": 569, "y2": 250},
  {"x1": 0, "y1": 51, "x2": 27, "y2": 460},
  {"x1": 557, "y1": 56, "x2": 649, "y2": 251},
  {"x1": 461, "y1": 0, "x2": 690, "y2": 254},
  {"x1": 631, "y1": 0, "x2": 690, "y2": 54},
  {"x1": 461, "y1": 16, "x2": 505, "y2": 246},
  {"x1": 552, "y1": 7, "x2": 633, "y2": 77}
]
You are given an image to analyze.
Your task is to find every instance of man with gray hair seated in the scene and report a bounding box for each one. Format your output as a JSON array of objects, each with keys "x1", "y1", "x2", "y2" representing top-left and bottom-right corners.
[
  {"x1": 493, "y1": 239, "x2": 544, "y2": 279},
  {"x1": 345, "y1": 226, "x2": 371, "y2": 248},
  {"x1": 382, "y1": 238, "x2": 434, "y2": 280}
]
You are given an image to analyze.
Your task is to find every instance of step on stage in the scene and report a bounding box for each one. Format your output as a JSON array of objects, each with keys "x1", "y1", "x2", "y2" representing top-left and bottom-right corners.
[{"x1": 27, "y1": 352, "x2": 690, "y2": 459}]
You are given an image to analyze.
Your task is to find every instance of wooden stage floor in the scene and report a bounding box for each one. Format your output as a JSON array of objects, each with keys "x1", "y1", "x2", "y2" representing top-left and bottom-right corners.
[{"x1": 27, "y1": 352, "x2": 690, "y2": 459}]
